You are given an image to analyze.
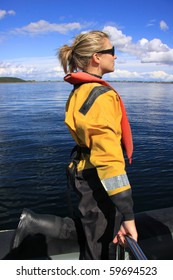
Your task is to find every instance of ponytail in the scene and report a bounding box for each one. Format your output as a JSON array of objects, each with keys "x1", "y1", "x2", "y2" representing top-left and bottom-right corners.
[{"x1": 58, "y1": 31, "x2": 109, "y2": 74}]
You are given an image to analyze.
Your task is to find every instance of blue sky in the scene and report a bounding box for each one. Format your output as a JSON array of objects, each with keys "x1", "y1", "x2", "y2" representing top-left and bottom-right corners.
[{"x1": 0, "y1": 0, "x2": 173, "y2": 81}]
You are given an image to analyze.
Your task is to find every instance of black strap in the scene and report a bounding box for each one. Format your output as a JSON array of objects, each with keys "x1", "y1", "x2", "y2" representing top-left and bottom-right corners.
[
  {"x1": 79, "y1": 86, "x2": 111, "y2": 115},
  {"x1": 70, "y1": 145, "x2": 90, "y2": 160}
]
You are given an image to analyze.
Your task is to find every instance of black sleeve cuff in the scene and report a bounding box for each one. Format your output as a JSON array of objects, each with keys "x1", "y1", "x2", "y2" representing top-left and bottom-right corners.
[{"x1": 109, "y1": 189, "x2": 134, "y2": 221}]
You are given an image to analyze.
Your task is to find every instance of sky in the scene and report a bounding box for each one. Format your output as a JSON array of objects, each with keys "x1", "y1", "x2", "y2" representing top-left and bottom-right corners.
[{"x1": 0, "y1": 0, "x2": 173, "y2": 81}]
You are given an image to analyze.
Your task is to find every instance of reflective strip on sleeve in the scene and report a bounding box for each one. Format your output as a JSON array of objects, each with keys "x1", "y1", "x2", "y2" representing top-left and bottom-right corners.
[{"x1": 101, "y1": 174, "x2": 130, "y2": 192}]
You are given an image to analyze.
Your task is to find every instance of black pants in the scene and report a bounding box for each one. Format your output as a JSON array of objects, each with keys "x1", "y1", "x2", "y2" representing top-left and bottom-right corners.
[{"x1": 73, "y1": 168, "x2": 121, "y2": 260}]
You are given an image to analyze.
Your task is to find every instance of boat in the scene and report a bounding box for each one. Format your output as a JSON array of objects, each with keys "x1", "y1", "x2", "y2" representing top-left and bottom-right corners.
[{"x1": 0, "y1": 206, "x2": 173, "y2": 260}]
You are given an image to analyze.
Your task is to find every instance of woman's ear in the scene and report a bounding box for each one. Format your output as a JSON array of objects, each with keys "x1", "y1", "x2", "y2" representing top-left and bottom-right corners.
[{"x1": 92, "y1": 53, "x2": 101, "y2": 64}]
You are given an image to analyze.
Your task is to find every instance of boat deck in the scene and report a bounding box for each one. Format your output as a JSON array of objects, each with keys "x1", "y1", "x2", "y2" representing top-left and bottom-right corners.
[{"x1": 1, "y1": 207, "x2": 173, "y2": 260}]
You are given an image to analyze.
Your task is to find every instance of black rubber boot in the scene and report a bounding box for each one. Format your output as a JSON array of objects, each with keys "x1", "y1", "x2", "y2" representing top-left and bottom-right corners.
[{"x1": 12, "y1": 208, "x2": 76, "y2": 248}]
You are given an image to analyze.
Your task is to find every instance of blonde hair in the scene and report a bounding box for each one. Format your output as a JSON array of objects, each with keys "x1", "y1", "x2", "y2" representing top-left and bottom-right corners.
[{"x1": 58, "y1": 30, "x2": 109, "y2": 73}]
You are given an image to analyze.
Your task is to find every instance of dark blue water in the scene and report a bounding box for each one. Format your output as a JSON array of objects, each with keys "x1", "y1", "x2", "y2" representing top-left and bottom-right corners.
[{"x1": 0, "y1": 82, "x2": 173, "y2": 230}]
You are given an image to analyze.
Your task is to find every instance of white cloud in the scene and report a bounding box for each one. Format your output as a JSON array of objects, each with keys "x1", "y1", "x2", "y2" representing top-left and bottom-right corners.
[
  {"x1": 103, "y1": 25, "x2": 173, "y2": 65},
  {"x1": 141, "y1": 49, "x2": 173, "y2": 64},
  {"x1": 160, "y1": 20, "x2": 169, "y2": 31},
  {"x1": 146, "y1": 71, "x2": 173, "y2": 82},
  {"x1": 103, "y1": 26, "x2": 132, "y2": 49},
  {"x1": 109, "y1": 69, "x2": 142, "y2": 80},
  {"x1": 138, "y1": 38, "x2": 169, "y2": 52},
  {"x1": 0, "y1": 61, "x2": 37, "y2": 77},
  {"x1": 1, "y1": 23, "x2": 173, "y2": 82},
  {"x1": 0, "y1": 57, "x2": 63, "y2": 80},
  {"x1": 2, "y1": 57, "x2": 173, "y2": 82},
  {"x1": 0, "y1": 9, "x2": 15, "y2": 19},
  {"x1": 136, "y1": 38, "x2": 173, "y2": 64},
  {"x1": 108, "y1": 68, "x2": 173, "y2": 82},
  {"x1": 13, "y1": 20, "x2": 83, "y2": 35},
  {"x1": 0, "y1": 10, "x2": 6, "y2": 19},
  {"x1": 6, "y1": 21, "x2": 173, "y2": 66},
  {"x1": 146, "y1": 19, "x2": 156, "y2": 27},
  {"x1": 8, "y1": 10, "x2": 16, "y2": 16}
]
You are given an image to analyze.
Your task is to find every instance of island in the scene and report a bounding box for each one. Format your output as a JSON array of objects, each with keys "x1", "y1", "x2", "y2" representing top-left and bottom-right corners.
[{"x1": 0, "y1": 77, "x2": 28, "y2": 83}]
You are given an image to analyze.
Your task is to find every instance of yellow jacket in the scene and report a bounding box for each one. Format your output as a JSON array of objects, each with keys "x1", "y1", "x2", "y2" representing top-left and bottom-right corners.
[{"x1": 65, "y1": 81, "x2": 131, "y2": 196}]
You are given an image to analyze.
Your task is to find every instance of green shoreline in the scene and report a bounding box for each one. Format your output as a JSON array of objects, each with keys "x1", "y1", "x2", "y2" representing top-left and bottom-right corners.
[
  {"x1": 0, "y1": 77, "x2": 35, "y2": 83},
  {"x1": 0, "y1": 77, "x2": 172, "y2": 84}
]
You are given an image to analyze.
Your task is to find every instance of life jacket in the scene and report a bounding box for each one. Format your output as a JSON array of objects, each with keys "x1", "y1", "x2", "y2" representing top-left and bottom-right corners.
[{"x1": 64, "y1": 72, "x2": 133, "y2": 164}]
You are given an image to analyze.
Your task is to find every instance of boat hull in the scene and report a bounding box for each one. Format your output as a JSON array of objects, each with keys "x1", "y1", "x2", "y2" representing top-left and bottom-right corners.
[{"x1": 0, "y1": 207, "x2": 173, "y2": 260}]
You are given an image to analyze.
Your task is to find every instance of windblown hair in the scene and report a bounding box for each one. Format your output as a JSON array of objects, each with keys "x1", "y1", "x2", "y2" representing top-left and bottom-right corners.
[{"x1": 58, "y1": 30, "x2": 109, "y2": 73}]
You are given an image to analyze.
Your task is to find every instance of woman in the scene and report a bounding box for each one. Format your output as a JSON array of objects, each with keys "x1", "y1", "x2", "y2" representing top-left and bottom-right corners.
[{"x1": 58, "y1": 30, "x2": 138, "y2": 259}]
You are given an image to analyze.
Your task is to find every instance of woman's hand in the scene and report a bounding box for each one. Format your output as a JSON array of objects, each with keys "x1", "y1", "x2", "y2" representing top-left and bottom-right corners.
[{"x1": 113, "y1": 220, "x2": 138, "y2": 245}]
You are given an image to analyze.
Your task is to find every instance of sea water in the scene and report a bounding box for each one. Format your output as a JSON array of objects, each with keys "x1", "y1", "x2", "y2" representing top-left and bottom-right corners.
[{"x1": 0, "y1": 81, "x2": 173, "y2": 229}]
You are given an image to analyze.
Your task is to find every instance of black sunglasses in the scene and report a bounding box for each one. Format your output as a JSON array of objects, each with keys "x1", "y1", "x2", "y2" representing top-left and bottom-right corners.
[{"x1": 97, "y1": 46, "x2": 115, "y2": 56}]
